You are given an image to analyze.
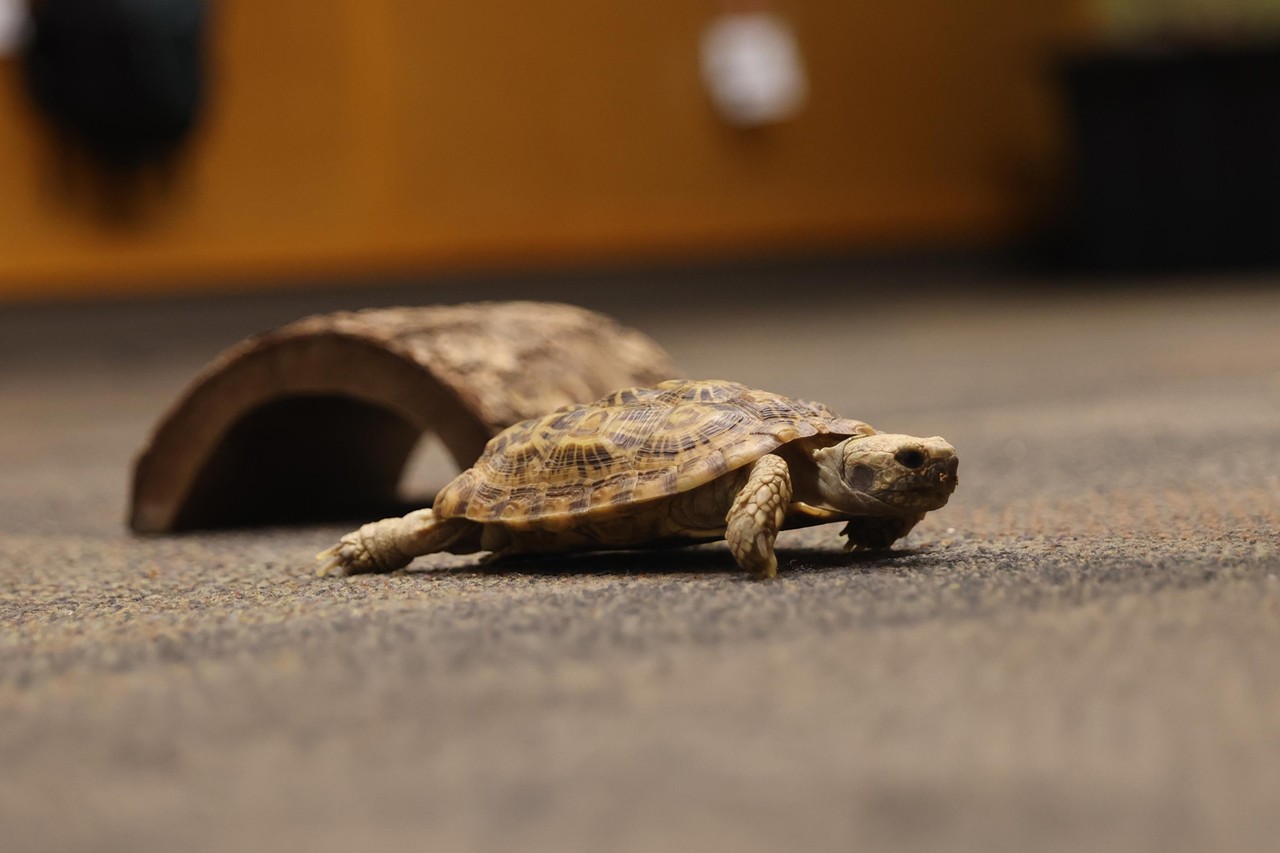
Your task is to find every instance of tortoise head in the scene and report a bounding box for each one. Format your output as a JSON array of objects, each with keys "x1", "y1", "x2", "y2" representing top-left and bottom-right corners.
[{"x1": 813, "y1": 433, "x2": 958, "y2": 515}]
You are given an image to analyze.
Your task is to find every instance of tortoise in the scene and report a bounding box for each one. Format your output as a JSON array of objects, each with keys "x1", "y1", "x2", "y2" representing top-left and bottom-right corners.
[{"x1": 316, "y1": 379, "x2": 958, "y2": 579}]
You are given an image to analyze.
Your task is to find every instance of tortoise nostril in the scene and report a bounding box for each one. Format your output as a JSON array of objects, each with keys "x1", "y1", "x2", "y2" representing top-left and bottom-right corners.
[{"x1": 895, "y1": 448, "x2": 926, "y2": 469}]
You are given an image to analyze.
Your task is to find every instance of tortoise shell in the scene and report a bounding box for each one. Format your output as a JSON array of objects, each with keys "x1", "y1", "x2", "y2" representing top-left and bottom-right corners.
[{"x1": 434, "y1": 379, "x2": 875, "y2": 524}]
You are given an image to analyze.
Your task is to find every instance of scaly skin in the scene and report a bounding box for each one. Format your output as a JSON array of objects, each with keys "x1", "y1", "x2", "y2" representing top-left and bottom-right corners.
[
  {"x1": 724, "y1": 454, "x2": 792, "y2": 579},
  {"x1": 316, "y1": 509, "x2": 476, "y2": 577}
]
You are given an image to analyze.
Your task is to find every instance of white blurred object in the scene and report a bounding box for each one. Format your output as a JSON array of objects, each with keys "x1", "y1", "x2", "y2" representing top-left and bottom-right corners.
[
  {"x1": 700, "y1": 10, "x2": 808, "y2": 127},
  {"x1": 0, "y1": 0, "x2": 29, "y2": 56}
]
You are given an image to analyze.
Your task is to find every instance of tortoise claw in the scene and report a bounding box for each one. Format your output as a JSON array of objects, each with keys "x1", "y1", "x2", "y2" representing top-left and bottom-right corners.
[
  {"x1": 314, "y1": 533, "x2": 376, "y2": 577},
  {"x1": 314, "y1": 547, "x2": 344, "y2": 578}
]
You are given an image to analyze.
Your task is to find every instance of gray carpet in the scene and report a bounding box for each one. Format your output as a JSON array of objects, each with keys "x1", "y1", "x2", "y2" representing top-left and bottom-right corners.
[{"x1": 3, "y1": 266, "x2": 1279, "y2": 852}]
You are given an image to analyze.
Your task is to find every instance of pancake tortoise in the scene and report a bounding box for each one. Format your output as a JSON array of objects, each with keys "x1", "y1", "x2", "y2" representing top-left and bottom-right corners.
[{"x1": 317, "y1": 379, "x2": 958, "y2": 579}]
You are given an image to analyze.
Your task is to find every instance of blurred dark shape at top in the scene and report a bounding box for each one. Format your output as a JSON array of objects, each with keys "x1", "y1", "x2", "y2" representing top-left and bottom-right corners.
[
  {"x1": 1046, "y1": 40, "x2": 1280, "y2": 273},
  {"x1": 22, "y1": 0, "x2": 207, "y2": 211}
]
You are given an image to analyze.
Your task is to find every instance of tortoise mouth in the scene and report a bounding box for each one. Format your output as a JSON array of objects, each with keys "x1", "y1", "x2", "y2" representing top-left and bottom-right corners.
[
  {"x1": 912, "y1": 456, "x2": 957, "y2": 489},
  {"x1": 882, "y1": 457, "x2": 958, "y2": 507}
]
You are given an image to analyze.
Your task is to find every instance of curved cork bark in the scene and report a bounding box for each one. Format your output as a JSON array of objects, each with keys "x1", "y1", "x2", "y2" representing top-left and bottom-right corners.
[{"x1": 129, "y1": 302, "x2": 678, "y2": 532}]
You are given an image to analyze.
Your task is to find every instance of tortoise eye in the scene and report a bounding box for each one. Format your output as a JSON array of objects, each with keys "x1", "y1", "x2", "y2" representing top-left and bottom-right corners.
[{"x1": 894, "y1": 448, "x2": 926, "y2": 470}]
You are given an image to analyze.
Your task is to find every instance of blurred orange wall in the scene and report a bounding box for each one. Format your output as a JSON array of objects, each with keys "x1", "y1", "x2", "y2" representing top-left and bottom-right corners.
[{"x1": 0, "y1": 1, "x2": 1087, "y2": 299}]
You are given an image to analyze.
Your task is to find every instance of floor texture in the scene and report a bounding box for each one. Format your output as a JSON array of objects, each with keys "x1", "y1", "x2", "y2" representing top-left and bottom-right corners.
[{"x1": 2, "y1": 264, "x2": 1278, "y2": 852}]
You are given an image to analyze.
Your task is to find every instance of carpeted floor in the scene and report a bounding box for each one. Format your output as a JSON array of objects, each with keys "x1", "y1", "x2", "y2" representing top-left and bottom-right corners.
[{"x1": 2, "y1": 264, "x2": 1278, "y2": 852}]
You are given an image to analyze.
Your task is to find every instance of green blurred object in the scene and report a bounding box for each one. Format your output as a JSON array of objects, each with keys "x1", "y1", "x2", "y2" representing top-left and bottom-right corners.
[{"x1": 1095, "y1": 0, "x2": 1280, "y2": 43}]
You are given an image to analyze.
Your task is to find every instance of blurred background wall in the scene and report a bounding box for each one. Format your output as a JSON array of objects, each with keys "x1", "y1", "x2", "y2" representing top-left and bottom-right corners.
[{"x1": 0, "y1": 0, "x2": 1090, "y2": 300}]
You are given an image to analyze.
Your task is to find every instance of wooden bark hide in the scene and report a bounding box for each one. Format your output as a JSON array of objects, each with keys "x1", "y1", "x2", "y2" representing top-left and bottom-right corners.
[{"x1": 129, "y1": 301, "x2": 679, "y2": 532}]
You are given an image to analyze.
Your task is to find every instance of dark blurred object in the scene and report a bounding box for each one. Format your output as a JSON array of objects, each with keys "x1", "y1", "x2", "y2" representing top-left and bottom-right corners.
[
  {"x1": 22, "y1": 0, "x2": 206, "y2": 175},
  {"x1": 1052, "y1": 42, "x2": 1280, "y2": 271}
]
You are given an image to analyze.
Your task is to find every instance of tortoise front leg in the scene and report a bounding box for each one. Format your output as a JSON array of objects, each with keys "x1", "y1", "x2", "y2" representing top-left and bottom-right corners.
[
  {"x1": 841, "y1": 513, "x2": 924, "y2": 551},
  {"x1": 316, "y1": 509, "x2": 479, "y2": 577},
  {"x1": 725, "y1": 453, "x2": 793, "y2": 579}
]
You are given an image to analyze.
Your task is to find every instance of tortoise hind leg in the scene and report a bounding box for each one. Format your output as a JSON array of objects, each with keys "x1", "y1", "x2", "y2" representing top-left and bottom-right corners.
[{"x1": 316, "y1": 509, "x2": 481, "y2": 576}]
